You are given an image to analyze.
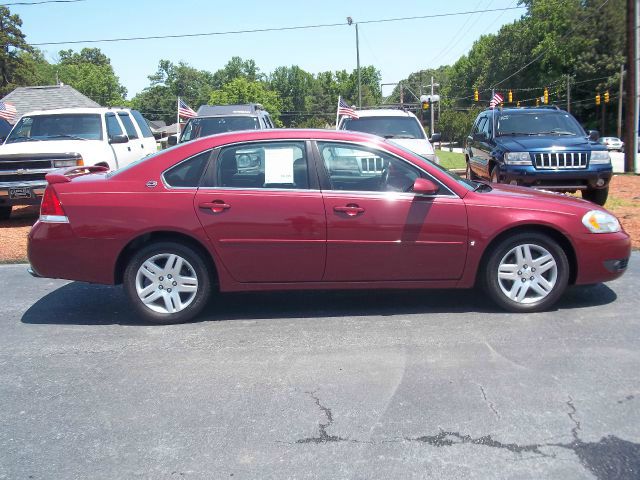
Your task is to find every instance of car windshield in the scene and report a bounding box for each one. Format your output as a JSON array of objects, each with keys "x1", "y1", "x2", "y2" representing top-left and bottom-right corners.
[
  {"x1": 180, "y1": 116, "x2": 259, "y2": 141},
  {"x1": 6, "y1": 114, "x2": 103, "y2": 143},
  {"x1": 342, "y1": 116, "x2": 425, "y2": 139},
  {"x1": 496, "y1": 112, "x2": 584, "y2": 137},
  {"x1": 386, "y1": 140, "x2": 475, "y2": 191}
]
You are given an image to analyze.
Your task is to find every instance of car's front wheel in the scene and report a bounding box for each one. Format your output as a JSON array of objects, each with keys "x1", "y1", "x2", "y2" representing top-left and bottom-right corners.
[
  {"x1": 483, "y1": 232, "x2": 569, "y2": 312},
  {"x1": 123, "y1": 241, "x2": 212, "y2": 324}
]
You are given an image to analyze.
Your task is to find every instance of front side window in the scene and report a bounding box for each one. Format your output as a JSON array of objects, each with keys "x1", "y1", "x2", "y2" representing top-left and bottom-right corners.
[
  {"x1": 318, "y1": 142, "x2": 422, "y2": 193},
  {"x1": 341, "y1": 116, "x2": 425, "y2": 140},
  {"x1": 6, "y1": 114, "x2": 103, "y2": 143},
  {"x1": 213, "y1": 141, "x2": 308, "y2": 189},
  {"x1": 118, "y1": 112, "x2": 139, "y2": 139},
  {"x1": 106, "y1": 113, "x2": 123, "y2": 137},
  {"x1": 163, "y1": 150, "x2": 211, "y2": 188}
]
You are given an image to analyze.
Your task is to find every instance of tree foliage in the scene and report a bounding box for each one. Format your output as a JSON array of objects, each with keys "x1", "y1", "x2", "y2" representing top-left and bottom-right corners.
[{"x1": 0, "y1": 6, "x2": 32, "y2": 96}]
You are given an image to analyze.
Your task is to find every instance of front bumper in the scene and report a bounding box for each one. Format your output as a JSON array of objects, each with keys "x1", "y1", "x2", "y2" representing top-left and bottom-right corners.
[
  {"x1": 573, "y1": 231, "x2": 631, "y2": 285},
  {"x1": 0, "y1": 182, "x2": 47, "y2": 207},
  {"x1": 496, "y1": 164, "x2": 613, "y2": 191}
]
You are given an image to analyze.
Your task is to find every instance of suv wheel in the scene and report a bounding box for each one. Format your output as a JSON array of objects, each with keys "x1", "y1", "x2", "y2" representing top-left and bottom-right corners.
[
  {"x1": 483, "y1": 232, "x2": 569, "y2": 312},
  {"x1": 0, "y1": 206, "x2": 11, "y2": 220},
  {"x1": 582, "y1": 187, "x2": 608, "y2": 206},
  {"x1": 490, "y1": 166, "x2": 500, "y2": 183},
  {"x1": 123, "y1": 241, "x2": 213, "y2": 324},
  {"x1": 465, "y1": 159, "x2": 477, "y2": 180}
]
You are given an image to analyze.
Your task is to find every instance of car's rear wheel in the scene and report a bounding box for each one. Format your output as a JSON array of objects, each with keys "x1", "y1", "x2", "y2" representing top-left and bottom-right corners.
[
  {"x1": 582, "y1": 187, "x2": 608, "y2": 206},
  {"x1": 0, "y1": 206, "x2": 11, "y2": 220},
  {"x1": 490, "y1": 165, "x2": 499, "y2": 183},
  {"x1": 465, "y1": 159, "x2": 477, "y2": 180},
  {"x1": 483, "y1": 232, "x2": 569, "y2": 312},
  {"x1": 123, "y1": 241, "x2": 212, "y2": 324}
]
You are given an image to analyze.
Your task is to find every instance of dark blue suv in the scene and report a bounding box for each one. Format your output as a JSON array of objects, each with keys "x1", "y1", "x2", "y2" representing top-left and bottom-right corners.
[{"x1": 465, "y1": 107, "x2": 612, "y2": 205}]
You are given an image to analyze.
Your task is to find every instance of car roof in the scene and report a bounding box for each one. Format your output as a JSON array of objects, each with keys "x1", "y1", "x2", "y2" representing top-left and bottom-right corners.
[
  {"x1": 350, "y1": 109, "x2": 418, "y2": 118},
  {"x1": 488, "y1": 107, "x2": 568, "y2": 115},
  {"x1": 196, "y1": 104, "x2": 266, "y2": 117},
  {"x1": 19, "y1": 107, "x2": 133, "y2": 116}
]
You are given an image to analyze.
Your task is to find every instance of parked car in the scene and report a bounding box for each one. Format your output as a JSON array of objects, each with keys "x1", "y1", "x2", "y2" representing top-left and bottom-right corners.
[
  {"x1": 170, "y1": 103, "x2": 275, "y2": 146},
  {"x1": 465, "y1": 107, "x2": 612, "y2": 205},
  {"x1": 599, "y1": 136, "x2": 624, "y2": 152},
  {"x1": 338, "y1": 108, "x2": 441, "y2": 164},
  {"x1": 27, "y1": 129, "x2": 630, "y2": 324},
  {"x1": 0, "y1": 107, "x2": 156, "y2": 219}
]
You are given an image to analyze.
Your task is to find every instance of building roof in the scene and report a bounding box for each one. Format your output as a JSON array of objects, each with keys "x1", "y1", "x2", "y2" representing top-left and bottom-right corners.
[{"x1": 0, "y1": 85, "x2": 101, "y2": 123}]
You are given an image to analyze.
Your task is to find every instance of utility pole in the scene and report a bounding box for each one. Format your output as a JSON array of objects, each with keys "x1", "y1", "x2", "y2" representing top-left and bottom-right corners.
[
  {"x1": 618, "y1": 65, "x2": 624, "y2": 139},
  {"x1": 623, "y1": 0, "x2": 637, "y2": 172},
  {"x1": 602, "y1": 98, "x2": 606, "y2": 135},
  {"x1": 566, "y1": 75, "x2": 571, "y2": 113},
  {"x1": 430, "y1": 76, "x2": 435, "y2": 137},
  {"x1": 399, "y1": 81, "x2": 403, "y2": 107},
  {"x1": 347, "y1": 17, "x2": 362, "y2": 108}
]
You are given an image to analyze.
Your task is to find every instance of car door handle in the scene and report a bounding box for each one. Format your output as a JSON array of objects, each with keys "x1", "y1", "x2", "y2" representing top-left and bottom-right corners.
[
  {"x1": 199, "y1": 200, "x2": 231, "y2": 213},
  {"x1": 334, "y1": 205, "x2": 365, "y2": 216}
]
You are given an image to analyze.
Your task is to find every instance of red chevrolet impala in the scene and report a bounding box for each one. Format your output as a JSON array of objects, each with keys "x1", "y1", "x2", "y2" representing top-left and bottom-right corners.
[{"x1": 28, "y1": 129, "x2": 630, "y2": 323}]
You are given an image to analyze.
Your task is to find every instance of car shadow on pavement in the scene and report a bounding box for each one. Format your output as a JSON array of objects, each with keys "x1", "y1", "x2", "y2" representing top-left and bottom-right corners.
[{"x1": 21, "y1": 281, "x2": 617, "y2": 326}]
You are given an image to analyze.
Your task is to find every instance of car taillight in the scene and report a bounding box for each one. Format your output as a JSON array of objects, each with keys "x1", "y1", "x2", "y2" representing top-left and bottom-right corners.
[{"x1": 40, "y1": 187, "x2": 69, "y2": 223}]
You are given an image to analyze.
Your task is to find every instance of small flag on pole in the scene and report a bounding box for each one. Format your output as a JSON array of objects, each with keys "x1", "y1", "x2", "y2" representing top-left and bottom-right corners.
[
  {"x1": 337, "y1": 97, "x2": 359, "y2": 119},
  {"x1": 178, "y1": 98, "x2": 197, "y2": 119},
  {"x1": 489, "y1": 92, "x2": 504, "y2": 109},
  {"x1": 0, "y1": 101, "x2": 17, "y2": 122}
]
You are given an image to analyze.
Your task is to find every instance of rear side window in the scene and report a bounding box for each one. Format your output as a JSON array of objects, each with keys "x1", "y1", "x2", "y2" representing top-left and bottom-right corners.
[
  {"x1": 118, "y1": 112, "x2": 139, "y2": 139},
  {"x1": 211, "y1": 141, "x2": 308, "y2": 189},
  {"x1": 130, "y1": 110, "x2": 154, "y2": 138},
  {"x1": 106, "y1": 113, "x2": 123, "y2": 137},
  {"x1": 163, "y1": 150, "x2": 211, "y2": 188}
]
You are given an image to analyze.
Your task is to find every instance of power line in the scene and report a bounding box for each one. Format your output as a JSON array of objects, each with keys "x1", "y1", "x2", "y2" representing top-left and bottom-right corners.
[
  {"x1": 1, "y1": 0, "x2": 85, "y2": 5},
  {"x1": 30, "y1": 6, "x2": 525, "y2": 46}
]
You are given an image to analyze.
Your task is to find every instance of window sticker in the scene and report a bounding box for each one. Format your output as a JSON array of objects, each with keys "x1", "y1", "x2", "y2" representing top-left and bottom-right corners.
[{"x1": 264, "y1": 147, "x2": 295, "y2": 184}]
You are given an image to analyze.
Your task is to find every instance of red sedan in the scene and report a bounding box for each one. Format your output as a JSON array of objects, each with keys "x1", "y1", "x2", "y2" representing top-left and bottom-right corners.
[{"x1": 28, "y1": 129, "x2": 630, "y2": 323}]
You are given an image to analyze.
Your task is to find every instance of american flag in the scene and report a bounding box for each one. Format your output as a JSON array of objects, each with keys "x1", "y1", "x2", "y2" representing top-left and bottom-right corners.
[
  {"x1": 337, "y1": 97, "x2": 359, "y2": 119},
  {"x1": 178, "y1": 98, "x2": 197, "y2": 119},
  {"x1": 489, "y1": 92, "x2": 504, "y2": 109},
  {"x1": 0, "y1": 101, "x2": 17, "y2": 122}
]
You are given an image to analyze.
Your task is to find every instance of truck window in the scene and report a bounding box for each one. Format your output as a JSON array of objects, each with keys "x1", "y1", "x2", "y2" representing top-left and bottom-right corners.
[
  {"x1": 118, "y1": 112, "x2": 139, "y2": 139},
  {"x1": 130, "y1": 110, "x2": 155, "y2": 138},
  {"x1": 106, "y1": 113, "x2": 123, "y2": 137}
]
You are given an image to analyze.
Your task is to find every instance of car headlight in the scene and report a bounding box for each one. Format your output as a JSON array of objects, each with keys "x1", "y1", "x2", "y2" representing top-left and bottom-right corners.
[
  {"x1": 582, "y1": 210, "x2": 620, "y2": 233},
  {"x1": 504, "y1": 152, "x2": 531, "y2": 165},
  {"x1": 590, "y1": 151, "x2": 611, "y2": 164},
  {"x1": 54, "y1": 159, "x2": 83, "y2": 167}
]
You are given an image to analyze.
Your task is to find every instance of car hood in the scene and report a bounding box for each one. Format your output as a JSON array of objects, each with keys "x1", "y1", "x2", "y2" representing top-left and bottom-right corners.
[
  {"x1": 494, "y1": 135, "x2": 602, "y2": 152},
  {"x1": 392, "y1": 138, "x2": 435, "y2": 156},
  {"x1": 0, "y1": 139, "x2": 110, "y2": 160},
  {"x1": 476, "y1": 182, "x2": 604, "y2": 213}
]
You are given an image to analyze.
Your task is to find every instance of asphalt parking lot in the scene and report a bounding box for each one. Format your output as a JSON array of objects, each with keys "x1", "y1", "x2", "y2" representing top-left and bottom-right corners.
[{"x1": 1, "y1": 254, "x2": 639, "y2": 480}]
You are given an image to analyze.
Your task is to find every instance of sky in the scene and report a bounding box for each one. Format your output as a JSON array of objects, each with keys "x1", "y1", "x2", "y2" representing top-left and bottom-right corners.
[{"x1": 13, "y1": 0, "x2": 525, "y2": 99}]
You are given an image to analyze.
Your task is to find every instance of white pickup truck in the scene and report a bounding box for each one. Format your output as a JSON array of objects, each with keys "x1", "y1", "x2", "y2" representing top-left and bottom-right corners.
[{"x1": 0, "y1": 107, "x2": 156, "y2": 219}]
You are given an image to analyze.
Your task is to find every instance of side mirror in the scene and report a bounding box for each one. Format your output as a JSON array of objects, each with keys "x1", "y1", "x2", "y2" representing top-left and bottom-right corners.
[
  {"x1": 430, "y1": 133, "x2": 441, "y2": 143},
  {"x1": 413, "y1": 177, "x2": 439, "y2": 195},
  {"x1": 588, "y1": 130, "x2": 600, "y2": 142},
  {"x1": 109, "y1": 134, "x2": 129, "y2": 144},
  {"x1": 167, "y1": 135, "x2": 177, "y2": 146},
  {"x1": 473, "y1": 132, "x2": 485, "y2": 141}
]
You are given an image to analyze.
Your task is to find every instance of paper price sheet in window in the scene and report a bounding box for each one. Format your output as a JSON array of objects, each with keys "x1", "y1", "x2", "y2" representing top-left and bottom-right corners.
[{"x1": 264, "y1": 147, "x2": 295, "y2": 185}]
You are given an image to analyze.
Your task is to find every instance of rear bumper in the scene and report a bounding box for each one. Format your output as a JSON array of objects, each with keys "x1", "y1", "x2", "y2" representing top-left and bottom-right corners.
[
  {"x1": 496, "y1": 164, "x2": 612, "y2": 191},
  {"x1": 573, "y1": 231, "x2": 632, "y2": 284}
]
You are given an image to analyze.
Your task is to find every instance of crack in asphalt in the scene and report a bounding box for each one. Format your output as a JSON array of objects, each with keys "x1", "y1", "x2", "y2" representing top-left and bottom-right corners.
[
  {"x1": 479, "y1": 385, "x2": 500, "y2": 418},
  {"x1": 566, "y1": 396, "x2": 581, "y2": 441},
  {"x1": 296, "y1": 391, "x2": 350, "y2": 444}
]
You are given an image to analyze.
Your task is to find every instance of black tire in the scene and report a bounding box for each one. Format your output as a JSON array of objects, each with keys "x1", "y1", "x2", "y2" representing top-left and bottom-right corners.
[
  {"x1": 482, "y1": 232, "x2": 569, "y2": 313},
  {"x1": 582, "y1": 187, "x2": 609, "y2": 206},
  {"x1": 465, "y1": 159, "x2": 477, "y2": 180},
  {"x1": 123, "y1": 241, "x2": 213, "y2": 324},
  {"x1": 490, "y1": 165, "x2": 499, "y2": 183},
  {"x1": 0, "y1": 206, "x2": 11, "y2": 220}
]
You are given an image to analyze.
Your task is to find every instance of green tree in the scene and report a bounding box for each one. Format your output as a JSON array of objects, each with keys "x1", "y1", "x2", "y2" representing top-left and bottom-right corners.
[
  {"x1": 0, "y1": 6, "x2": 32, "y2": 96},
  {"x1": 209, "y1": 77, "x2": 283, "y2": 126}
]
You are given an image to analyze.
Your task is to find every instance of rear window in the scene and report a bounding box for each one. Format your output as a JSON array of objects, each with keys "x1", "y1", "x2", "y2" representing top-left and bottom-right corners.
[
  {"x1": 180, "y1": 116, "x2": 260, "y2": 142},
  {"x1": 130, "y1": 110, "x2": 155, "y2": 138},
  {"x1": 341, "y1": 116, "x2": 425, "y2": 140}
]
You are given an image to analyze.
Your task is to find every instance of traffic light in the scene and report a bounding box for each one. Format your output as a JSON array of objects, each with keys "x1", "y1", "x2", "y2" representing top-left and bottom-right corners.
[
  {"x1": 543, "y1": 87, "x2": 549, "y2": 104},
  {"x1": 508, "y1": 90, "x2": 513, "y2": 103},
  {"x1": 422, "y1": 100, "x2": 429, "y2": 110},
  {"x1": 536, "y1": 98, "x2": 540, "y2": 107},
  {"x1": 474, "y1": 88, "x2": 479, "y2": 102},
  {"x1": 604, "y1": 91, "x2": 610, "y2": 103},
  {"x1": 516, "y1": 101, "x2": 520, "y2": 107},
  {"x1": 595, "y1": 94, "x2": 601, "y2": 106}
]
